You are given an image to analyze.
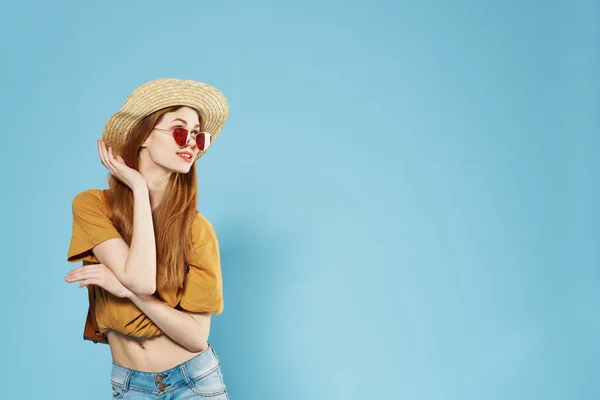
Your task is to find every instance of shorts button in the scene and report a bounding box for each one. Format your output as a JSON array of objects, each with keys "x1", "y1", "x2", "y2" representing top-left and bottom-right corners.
[
  {"x1": 158, "y1": 383, "x2": 166, "y2": 391},
  {"x1": 155, "y1": 375, "x2": 163, "y2": 383}
]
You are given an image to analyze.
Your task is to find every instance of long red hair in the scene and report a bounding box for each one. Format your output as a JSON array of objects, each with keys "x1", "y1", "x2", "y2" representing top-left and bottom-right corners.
[{"x1": 106, "y1": 105, "x2": 203, "y2": 290}]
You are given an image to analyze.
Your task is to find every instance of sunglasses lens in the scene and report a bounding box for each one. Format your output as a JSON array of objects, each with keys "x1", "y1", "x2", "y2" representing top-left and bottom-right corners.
[
  {"x1": 196, "y1": 133, "x2": 213, "y2": 151},
  {"x1": 196, "y1": 133, "x2": 206, "y2": 150},
  {"x1": 172, "y1": 127, "x2": 189, "y2": 146}
]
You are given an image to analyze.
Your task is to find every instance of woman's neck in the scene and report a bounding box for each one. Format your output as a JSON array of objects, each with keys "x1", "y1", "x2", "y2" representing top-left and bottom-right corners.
[{"x1": 139, "y1": 163, "x2": 172, "y2": 210}]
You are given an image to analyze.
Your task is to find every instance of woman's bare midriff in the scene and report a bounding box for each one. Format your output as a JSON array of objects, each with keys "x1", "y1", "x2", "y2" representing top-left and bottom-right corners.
[{"x1": 106, "y1": 330, "x2": 209, "y2": 372}]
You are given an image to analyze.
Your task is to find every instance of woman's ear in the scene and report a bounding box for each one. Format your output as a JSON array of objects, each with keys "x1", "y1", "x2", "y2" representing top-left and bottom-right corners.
[{"x1": 140, "y1": 133, "x2": 152, "y2": 148}]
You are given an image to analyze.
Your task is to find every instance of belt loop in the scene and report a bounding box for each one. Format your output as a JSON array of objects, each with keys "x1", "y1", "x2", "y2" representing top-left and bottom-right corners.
[
  {"x1": 180, "y1": 364, "x2": 194, "y2": 386},
  {"x1": 122, "y1": 368, "x2": 133, "y2": 391},
  {"x1": 210, "y1": 344, "x2": 221, "y2": 364}
]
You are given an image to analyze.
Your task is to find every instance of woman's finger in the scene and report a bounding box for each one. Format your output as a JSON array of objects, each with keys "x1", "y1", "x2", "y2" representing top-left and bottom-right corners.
[
  {"x1": 66, "y1": 265, "x2": 104, "y2": 280},
  {"x1": 67, "y1": 269, "x2": 98, "y2": 279},
  {"x1": 66, "y1": 271, "x2": 101, "y2": 283},
  {"x1": 107, "y1": 146, "x2": 125, "y2": 171},
  {"x1": 78, "y1": 278, "x2": 100, "y2": 288},
  {"x1": 107, "y1": 146, "x2": 118, "y2": 168},
  {"x1": 106, "y1": 145, "x2": 127, "y2": 176},
  {"x1": 98, "y1": 140, "x2": 111, "y2": 170},
  {"x1": 99, "y1": 141, "x2": 117, "y2": 176},
  {"x1": 68, "y1": 264, "x2": 100, "y2": 275},
  {"x1": 105, "y1": 143, "x2": 120, "y2": 175}
]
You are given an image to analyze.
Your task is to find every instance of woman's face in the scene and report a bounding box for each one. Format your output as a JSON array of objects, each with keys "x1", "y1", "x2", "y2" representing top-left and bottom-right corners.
[{"x1": 141, "y1": 106, "x2": 201, "y2": 174}]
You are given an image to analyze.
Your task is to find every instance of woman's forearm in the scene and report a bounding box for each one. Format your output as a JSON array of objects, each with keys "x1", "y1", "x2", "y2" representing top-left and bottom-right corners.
[
  {"x1": 127, "y1": 292, "x2": 211, "y2": 352},
  {"x1": 122, "y1": 185, "x2": 157, "y2": 294}
]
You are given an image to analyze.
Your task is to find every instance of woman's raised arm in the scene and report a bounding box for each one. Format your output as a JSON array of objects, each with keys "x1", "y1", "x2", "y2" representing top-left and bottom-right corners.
[{"x1": 91, "y1": 140, "x2": 157, "y2": 294}]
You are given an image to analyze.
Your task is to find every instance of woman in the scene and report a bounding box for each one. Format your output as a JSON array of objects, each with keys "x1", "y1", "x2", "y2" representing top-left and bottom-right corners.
[{"x1": 65, "y1": 78, "x2": 230, "y2": 399}]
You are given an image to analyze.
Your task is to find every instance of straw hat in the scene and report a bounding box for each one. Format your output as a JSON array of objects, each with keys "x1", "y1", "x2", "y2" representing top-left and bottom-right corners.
[{"x1": 102, "y1": 78, "x2": 229, "y2": 161}]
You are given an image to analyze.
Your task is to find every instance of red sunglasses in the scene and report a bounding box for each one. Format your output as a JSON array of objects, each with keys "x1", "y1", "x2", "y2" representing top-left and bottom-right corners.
[{"x1": 153, "y1": 127, "x2": 213, "y2": 151}]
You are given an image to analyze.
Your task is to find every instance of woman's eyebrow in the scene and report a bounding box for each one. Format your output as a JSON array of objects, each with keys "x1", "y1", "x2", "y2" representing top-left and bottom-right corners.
[{"x1": 171, "y1": 118, "x2": 200, "y2": 128}]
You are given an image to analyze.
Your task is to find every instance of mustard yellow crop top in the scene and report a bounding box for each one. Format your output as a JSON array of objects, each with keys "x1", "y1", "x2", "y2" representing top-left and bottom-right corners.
[{"x1": 66, "y1": 189, "x2": 223, "y2": 339}]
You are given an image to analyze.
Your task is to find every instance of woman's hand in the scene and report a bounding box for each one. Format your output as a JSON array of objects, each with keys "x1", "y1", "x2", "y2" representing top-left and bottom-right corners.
[
  {"x1": 98, "y1": 139, "x2": 147, "y2": 191},
  {"x1": 65, "y1": 263, "x2": 133, "y2": 299}
]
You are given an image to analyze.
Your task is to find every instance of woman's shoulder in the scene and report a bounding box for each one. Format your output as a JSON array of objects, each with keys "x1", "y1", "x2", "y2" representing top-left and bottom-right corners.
[
  {"x1": 191, "y1": 211, "x2": 218, "y2": 247},
  {"x1": 71, "y1": 188, "x2": 109, "y2": 213},
  {"x1": 73, "y1": 188, "x2": 106, "y2": 200}
]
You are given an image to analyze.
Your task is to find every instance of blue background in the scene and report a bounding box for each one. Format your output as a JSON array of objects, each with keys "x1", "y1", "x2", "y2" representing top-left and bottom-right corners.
[{"x1": 1, "y1": 0, "x2": 598, "y2": 399}]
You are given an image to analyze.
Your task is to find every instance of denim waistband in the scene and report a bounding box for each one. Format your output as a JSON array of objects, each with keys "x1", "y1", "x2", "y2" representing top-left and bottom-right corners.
[{"x1": 110, "y1": 344, "x2": 221, "y2": 395}]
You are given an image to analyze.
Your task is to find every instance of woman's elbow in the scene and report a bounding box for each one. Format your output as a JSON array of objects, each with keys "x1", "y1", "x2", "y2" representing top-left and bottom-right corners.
[
  {"x1": 126, "y1": 280, "x2": 156, "y2": 296},
  {"x1": 134, "y1": 287, "x2": 156, "y2": 296},
  {"x1": 187, "y1": 338, "x2": 210, "y2": 353}
]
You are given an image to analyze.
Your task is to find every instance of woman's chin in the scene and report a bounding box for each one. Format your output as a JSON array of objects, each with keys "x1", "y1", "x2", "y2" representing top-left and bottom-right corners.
[{"x1": 170, "y1": 164, "x2": 193, "y2": 174}]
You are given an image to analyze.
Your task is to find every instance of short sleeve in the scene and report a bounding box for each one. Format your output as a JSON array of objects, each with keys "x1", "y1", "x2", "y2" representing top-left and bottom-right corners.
[
  {"x1": 179, "y1": 213, "x2": 224, "y2": 314},
  {"x1": 67, "y1": 189, "x2": 123, "y2": 263}
]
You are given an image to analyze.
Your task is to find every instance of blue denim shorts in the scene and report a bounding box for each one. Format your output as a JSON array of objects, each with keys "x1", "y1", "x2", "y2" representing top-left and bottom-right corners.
[{"x1": 110, "y1": 344, "x2": 229, "y2": 399}]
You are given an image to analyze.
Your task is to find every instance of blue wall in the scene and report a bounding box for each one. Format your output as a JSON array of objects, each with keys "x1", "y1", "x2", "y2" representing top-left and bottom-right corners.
[{"x1": 1, "y1": 1, "x2": 598, "y2": 398}]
